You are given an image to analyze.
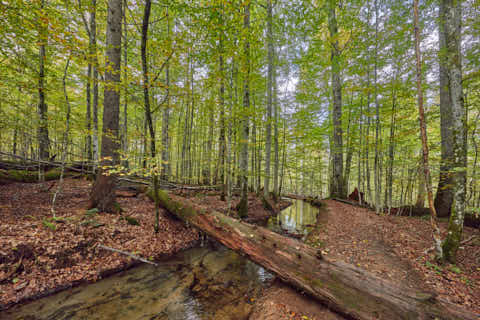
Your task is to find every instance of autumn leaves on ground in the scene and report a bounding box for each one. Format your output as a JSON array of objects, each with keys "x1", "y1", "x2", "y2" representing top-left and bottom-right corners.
[{"x1": 1, "y1": 178, "x2": 479, "y2": 319}]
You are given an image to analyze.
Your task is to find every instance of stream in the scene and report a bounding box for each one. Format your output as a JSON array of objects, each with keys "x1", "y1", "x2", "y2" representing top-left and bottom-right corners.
[{"x1": 3, "y1": 199, "x2": 321, "y2": 320}]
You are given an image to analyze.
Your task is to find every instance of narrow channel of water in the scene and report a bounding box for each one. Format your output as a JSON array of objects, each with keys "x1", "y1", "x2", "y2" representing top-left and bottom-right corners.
[{"x1": 2, "y1": 199, "x2": 320, "y2": 320}]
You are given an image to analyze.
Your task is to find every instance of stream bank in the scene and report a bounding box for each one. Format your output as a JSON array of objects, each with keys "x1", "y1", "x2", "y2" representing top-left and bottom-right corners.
[
  {"x1": 2, "y1": 189, "x2": 324, "y2": 319},
  {"x1": 0, "y1": 178, "x2": 289, "y2": 313}
]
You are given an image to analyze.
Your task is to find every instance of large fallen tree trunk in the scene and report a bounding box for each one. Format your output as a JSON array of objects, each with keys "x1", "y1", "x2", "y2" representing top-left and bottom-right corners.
[{"x1": 157, "y1": 190, "x2": 477, "y2": 320}]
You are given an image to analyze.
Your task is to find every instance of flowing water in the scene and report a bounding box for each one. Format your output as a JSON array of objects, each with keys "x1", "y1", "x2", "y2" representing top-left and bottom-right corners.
[{"x1": 2, "y1": 199, "x2": 320, "y2": 320}]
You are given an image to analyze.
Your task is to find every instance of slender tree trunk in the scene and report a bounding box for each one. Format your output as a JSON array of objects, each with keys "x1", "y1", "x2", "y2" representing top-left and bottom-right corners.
[
  {"x1": 358, "y1": 96, "x2": 363, "y2": 205},
  {"x1": 86, "y1": 63, "x2": 92, "y2": 160},
  {"x1": 187, "y1": 62, "x2": 195, "y2": 183},
  {"x1": 441, "y1": 0, "x2": 466, "y2": 263},
  {"x1": 140, "y1": 0, "x2": 161, "y2": 232},
  {"x1": 413, "y1": 0, "x2": 443, "y2": 259},
  {"x1": 161, "y1": 47, "x2": 171, "y2": 181},
  {"x1": 273, "y1": 61, "x2": 279, "y2": 198},
  {"x1": 279, "y1": 119, "x2": 287, "y2": 196},
  {"x1": 37, "y1": 0, "x2": 50, "y2": 170},
  {"x1": 468, "y1": 113, "x2": 479, "y2": 206},
  {"x1": 374, "y1": 0, "x2": 381, "y2": 213},
  {"x1": 343, "y1": 97, "x2": 353, "y2": 193},
  {"x1": 89, "y1": 0, "x2": 122, "y2": 213},
  {"x1": 226, "y1": 61, "x2": 235, "y2": 212},
  {"x1": 328, "y1": 0, "x2": 345, "y2": 199},
  {"x1": 365, "y1": 68, "x2": 372, "y2": 204},
  {"x1": 264, "y1": 0, "x2": 274, "y2": 198},
  {"x1": 181, "y1": 62, "x2": 190, "y2": 183},
  {"x1": 237, "y1": 0, "x2": 250, "y2": 218},
  {"x1": 218, "y1": 40, "x2": 226, "y2": 199},
  {"x1": 385, "y1": 74, "x2": 397, "y2": 212},
  {"x1": 122, "y1": 0, "x2": 128, "y2": 168},
  {"x1": 91, "y1": 0, "x2": 99, "y2": 167},
  {"x1": 205, "y1": 103, "x2": 214, "y2": 184}
]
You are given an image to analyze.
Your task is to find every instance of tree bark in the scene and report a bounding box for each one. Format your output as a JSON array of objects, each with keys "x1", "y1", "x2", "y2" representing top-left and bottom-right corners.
[
  {"x1": 385, "y1": 74, "x2": 397, "y2": 212},
  {"x1": 328, "y1": 0, "x2": 345, "y2": 199},
  {"x1": 441, "y1": 0, "x2": 466, "y2": 264},
  {"x1": 273, "y1": 60, "x2": 279, "y2": 198},
  {"x1": 89, "y1": 0, "x2": 122, "y2": 213},
  {"x1": 373, "y1": 0, "x2": 381, "y2": 214},
  {"x1": 218, "y1": 35, "x2": 226, "y2": 199},
  {"x1": 122, "y1": 0, "x2": 128, "y2": 169},
  {"x1": 140, "y1": 0, "x2": 161, "y2": 232},
  {"x1": 37, "y1": 0, "x2": 50, "y2": 166},
  {"x1": 434, "y1": 0, "x2": 455, "y2": 218},
  {"x1": 237, "y1": 0, "x2": 250, "y2": 218},
  {"x1": 264, "y1": 0, "x2": 274, "y2": 198},
  {"x1": 91, "y1": 0, "x2": 99, "y2": 166},
  {"x1": 156, "y1": 191, "x2": 478, "y2": 320}
]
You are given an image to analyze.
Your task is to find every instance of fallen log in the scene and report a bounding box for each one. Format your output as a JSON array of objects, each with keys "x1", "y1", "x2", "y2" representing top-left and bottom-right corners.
[{"x1": 156, "y1": 190, "x2": 478, "y2": 320}]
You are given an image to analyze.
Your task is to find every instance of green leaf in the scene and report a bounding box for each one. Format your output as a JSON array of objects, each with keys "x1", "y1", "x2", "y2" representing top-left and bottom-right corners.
[
  {"x1": 42, "y1": 219, "x2": 57, "y2": 231},
  {"x1": 449, "y1": 265, "x2": 461, "y2": 274}
]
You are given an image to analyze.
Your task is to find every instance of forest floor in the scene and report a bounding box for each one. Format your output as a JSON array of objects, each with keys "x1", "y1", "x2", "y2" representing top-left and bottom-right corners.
[
  {"x1": 253, "y1": 199, "x2": 480, "y2": 320},
  {"x1": 0, "y1": 178, "x2": 287, "y2": 311},
  {"x1": 1, "y1": 178, "x2": 479, "y2": 318}
]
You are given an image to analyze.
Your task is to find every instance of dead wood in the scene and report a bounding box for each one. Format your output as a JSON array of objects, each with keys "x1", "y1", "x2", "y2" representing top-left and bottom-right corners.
[{"x1": 156, "y1": 190, "x2": 478, "y2": 320}]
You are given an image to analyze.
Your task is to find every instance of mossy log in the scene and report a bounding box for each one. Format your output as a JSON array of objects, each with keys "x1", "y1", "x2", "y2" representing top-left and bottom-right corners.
[
  {"x1": 157, "y1": 190, "x2": 477, "y2": 320},
  {"x1": 0, "y1": 169, "x2": 67, "y2": 184}
]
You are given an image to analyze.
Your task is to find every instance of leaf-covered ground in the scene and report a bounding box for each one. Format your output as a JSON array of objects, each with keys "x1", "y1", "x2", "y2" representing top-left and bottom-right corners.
[
  {"x1": 306, "y1": 200, "x2": 480, "y2": 315},
  {"x1": 1, "y1": 179, "x2": 478, "y2": 318},
  {"x1": 249, "y1": 199, "x2": 479, "y2": 320},
  {"x1": 0, "y1": 178, "x2": 200, "y2": 310}
]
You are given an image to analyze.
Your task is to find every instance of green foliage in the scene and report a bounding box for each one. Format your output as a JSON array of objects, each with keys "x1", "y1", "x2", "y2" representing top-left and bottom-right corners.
[
  {"x1": 42, "y1": 218, "x2": 57, "y2": 231},
  {"x1": 85, "y1": 208, "x2": 99, "y2": 218},
  {"x1": 425, "y1": 261, "x2": 442, "y2": 274},
  {"x1": 449, "y1": 265, "x2": 462, "y2": 274},
  {"x1": 123, "y1": 216, "x2": 140, "y2": 226}
]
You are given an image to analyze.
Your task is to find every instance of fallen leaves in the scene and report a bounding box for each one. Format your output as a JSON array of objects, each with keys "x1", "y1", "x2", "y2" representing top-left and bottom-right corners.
[
  {"x1": 0, "y1": 178, "x2": 199, "y2": 310},
  {"x1": 313, "y1": 200, "x2": 480, "y2": 315}
]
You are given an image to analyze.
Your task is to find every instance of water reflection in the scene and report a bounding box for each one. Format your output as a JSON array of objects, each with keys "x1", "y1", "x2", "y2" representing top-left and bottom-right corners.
[{"x1": 268, "y1": 199, "x2": 319, "y2": 239}]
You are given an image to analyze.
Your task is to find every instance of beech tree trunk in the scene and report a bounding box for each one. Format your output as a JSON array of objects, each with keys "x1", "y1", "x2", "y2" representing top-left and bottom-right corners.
[
  {"x1": 91, "y1": 0, "x2": 99, "y2": 166},
  {"x1": 37, "y1": 0, "x2": 50, "y2": 166},
  {"x1": 264, "y1": 0, "x2": 274, "y2": 198},
  {"x1": 161, "y1": 30, "x2": 171, "y2": 182},
  {"x1": 434, "y1": 0, "x2": 455, "y2": 218},
  {"x1": 238, "y1": 0, "x2": 250, "y2": 218},
  {"x1": 156, "y1": 191, "x2": 478, "y2": 320},
  {"x1": 373, "y1": 0, "x2": 381, "y2": 214},
  {"x1": 328, "y1": 0, "x2": 345, "y2": 199},
  {"x1": 122, "y1": 0, "x2": 128, "y2": 169},
  {"x1": 440, "y1": 0, "x2": 466, "y2": 264},
  {"x1": 89, "y1": 0, "x2": 122, "y2": 213},
  {"x1": 218, "y1": 5, "x2": 226, "y2": 200}
]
